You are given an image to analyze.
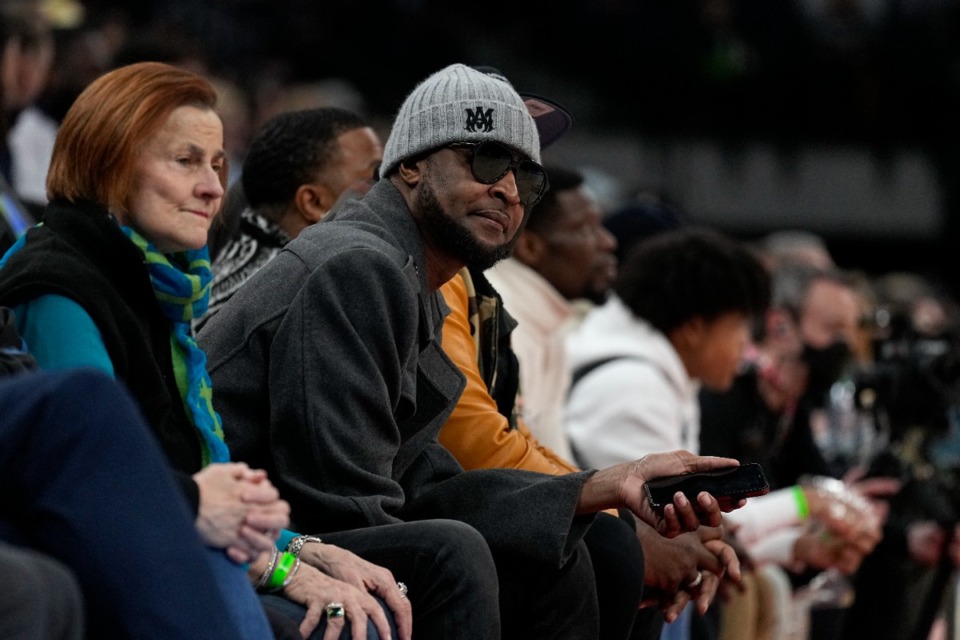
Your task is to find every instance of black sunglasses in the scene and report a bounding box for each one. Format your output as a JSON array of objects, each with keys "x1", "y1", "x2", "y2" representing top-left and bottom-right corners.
[{"x1": 448, "y1": 141, "x2": 549, "y2": 206}]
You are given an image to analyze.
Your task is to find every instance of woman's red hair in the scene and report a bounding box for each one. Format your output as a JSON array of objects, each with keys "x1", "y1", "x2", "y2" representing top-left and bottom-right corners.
[{"x1": 46, "y1": 61, "x2": 226, "y2": 213}]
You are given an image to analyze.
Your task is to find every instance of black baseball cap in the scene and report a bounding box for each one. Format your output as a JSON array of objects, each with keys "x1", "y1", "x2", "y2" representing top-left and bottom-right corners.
[{"x1": 472, "y1": 66, "x2": 574, "y2": 149}]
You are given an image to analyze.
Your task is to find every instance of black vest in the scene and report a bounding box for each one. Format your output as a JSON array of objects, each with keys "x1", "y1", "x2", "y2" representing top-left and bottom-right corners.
[{"x1": 0, "y1": 200, "x2": 204, "y2": 478}]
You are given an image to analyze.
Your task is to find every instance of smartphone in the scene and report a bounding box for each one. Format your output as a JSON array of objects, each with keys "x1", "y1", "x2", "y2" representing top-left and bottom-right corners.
[{"x1": 643, "y1": 462, "x2": 770, "y2": 510}]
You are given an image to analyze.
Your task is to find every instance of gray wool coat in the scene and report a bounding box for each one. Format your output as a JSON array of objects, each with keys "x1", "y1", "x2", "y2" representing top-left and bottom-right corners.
[{"x1": 199, "y1": 179, "x2": 596, "y2": 567}]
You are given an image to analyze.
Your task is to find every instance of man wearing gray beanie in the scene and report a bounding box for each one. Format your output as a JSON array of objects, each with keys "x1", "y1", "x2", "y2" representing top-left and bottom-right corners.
[{"x1": 201, "y1": 63, "x2": 742, "y2": 639}]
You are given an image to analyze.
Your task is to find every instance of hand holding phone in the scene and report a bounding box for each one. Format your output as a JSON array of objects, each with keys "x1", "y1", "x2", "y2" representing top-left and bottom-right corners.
[
  {"x1": 579, "y1": 450, "x2": 744, "y2": 537},
  {"x1": 643, "y1": 463, "x2": 771, "y2": 512}
]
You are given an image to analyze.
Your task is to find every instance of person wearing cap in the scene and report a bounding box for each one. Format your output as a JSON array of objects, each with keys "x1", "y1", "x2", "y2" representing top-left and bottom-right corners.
[
  {"x1": 433, "y1": 79, "x2": 741, "y2": 638},
  {"x1": 201, "y1": 63, "x2": 744, "y2": 639}
]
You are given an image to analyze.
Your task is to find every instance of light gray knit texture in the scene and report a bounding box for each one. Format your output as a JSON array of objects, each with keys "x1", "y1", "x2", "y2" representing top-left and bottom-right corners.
[{"x1": 379, "y1": 63, "x2": 541, "y2": 178}]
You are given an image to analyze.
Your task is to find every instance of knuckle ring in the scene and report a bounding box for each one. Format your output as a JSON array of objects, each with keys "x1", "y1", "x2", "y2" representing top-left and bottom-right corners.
[
  {"x1": 397, "y1": 581, "x2": 408, "y2": 598},
  {"x1": 687, "y1": 571, "x2": 703, "y2": 589},
  {"x1": 325, "y1": 602, "x2": 345, "y2": 619}
]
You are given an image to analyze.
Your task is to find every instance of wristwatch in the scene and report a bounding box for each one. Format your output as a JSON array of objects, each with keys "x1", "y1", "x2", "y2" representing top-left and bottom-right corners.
[{"x1": 286, "y1": 535, "x2": 323, "y2": 557}]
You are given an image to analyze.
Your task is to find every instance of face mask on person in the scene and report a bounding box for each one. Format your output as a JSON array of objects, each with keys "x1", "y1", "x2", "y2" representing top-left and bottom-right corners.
[{"x1": 802, "y1": 341, "x2": 853, "y2": 400}]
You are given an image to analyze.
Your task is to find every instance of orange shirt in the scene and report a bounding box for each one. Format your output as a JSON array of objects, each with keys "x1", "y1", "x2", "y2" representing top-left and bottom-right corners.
[{"x1": 438, "y1": 270, "x2": 579, "y2": 476}]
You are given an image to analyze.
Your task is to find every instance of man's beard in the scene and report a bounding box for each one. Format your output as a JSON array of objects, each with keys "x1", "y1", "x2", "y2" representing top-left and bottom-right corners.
[{"x1": 416, "y1": 178, "x2": 516, "y2": 271}]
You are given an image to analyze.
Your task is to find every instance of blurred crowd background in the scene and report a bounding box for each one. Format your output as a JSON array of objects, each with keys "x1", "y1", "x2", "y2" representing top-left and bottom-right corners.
[
  {"x1": 5, "y1": 0, "x2": 960, "y2": 298},
  {"x1": 4, "y1": 2, "x2": 960, "y2": 638}
]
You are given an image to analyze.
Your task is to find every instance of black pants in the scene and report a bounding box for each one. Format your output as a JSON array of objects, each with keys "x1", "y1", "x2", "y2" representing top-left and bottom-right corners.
[
  {"x1": 586, "y1": 512, "x2": 647, "y2": 640},
  {"x1": 485, "y1": 512, "x2": 646, "y2": 640},
  {"x1": 494, "y1": 539, "x2": 600, "y2": 640},
  {"x1": 326, "y1": 519, "x2": 502, "y2": 640},
  {"x1": 632, "y1": 607, "x2": 667, "y2": 640}
]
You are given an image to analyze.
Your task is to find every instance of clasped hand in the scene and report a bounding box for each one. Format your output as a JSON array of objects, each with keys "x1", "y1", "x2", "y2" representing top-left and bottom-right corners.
[{"x1": 193, "y1": 462, "x2": 290, "y2": 563}]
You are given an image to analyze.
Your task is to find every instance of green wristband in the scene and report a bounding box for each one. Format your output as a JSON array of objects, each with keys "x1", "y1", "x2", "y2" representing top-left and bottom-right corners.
[
  {"x1": 267, "y1": 552, "x2": 297, "y2": 591},
  {"x1": 792, "y1": 485, "x2": 810, "y2": 520}
]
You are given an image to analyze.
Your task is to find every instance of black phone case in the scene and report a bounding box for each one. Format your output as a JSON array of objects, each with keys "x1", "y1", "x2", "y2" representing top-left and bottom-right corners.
[{"x1": 643, "y1": 463, "x2": 770, "y2": 509}]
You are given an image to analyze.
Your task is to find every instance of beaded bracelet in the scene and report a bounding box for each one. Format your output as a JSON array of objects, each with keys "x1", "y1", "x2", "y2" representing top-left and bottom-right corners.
[{"x1": 266, "y1": 552, "x2": 297, "y2": 591}]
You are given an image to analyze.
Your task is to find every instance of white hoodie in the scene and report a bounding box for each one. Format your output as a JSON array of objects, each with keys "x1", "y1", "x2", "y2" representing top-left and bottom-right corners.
[
  {"x1": 565, "y1": 294, "x2": 701, "y2": 469},
  {"x1": 567, "y1": 297, "x2": 812, "y2": 568}
]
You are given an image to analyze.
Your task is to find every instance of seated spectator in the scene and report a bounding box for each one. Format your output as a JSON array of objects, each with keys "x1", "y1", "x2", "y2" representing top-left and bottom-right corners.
[
  {"x1": 699, "y1": 262, "x2": 862, "y2": 488},
  {"x1": 0, "y1": 60, "x2": 486, "y2": 640},
  {"x1": 201, "y1": 106, "x2": 382, "y2": 327},
  {"x1": 2, "y1": 4, "x2": 55, "y2": 213},
  {"x1": 201, "y1": 61, "x2": 746, "y2": 640},
  {"x1": 697, "y1": 261, "x2": 896, "y2": 638},
  {"x1": 0, "y1": 7, "x2": 43, "y2": 251},
  {"x1": 565, "y1": 226, "x2": 771, "y2": 468},
  {"x1": 561, "y1": 225, "x2": 771, "y2": 640},
  {"x1": 484, "y1": 163, "x2": 618, "y2": 460}
]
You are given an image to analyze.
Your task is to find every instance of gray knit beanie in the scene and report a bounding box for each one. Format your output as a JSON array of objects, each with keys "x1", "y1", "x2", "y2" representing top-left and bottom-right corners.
[{"x1": 379, "y1": 64, "x2": 541, "y2": 179}]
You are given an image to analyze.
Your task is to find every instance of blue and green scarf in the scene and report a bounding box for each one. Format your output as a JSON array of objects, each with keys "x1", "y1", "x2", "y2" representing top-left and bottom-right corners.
[{"x1": 122, "y1": 227, "x2": 230, "y2": 466}]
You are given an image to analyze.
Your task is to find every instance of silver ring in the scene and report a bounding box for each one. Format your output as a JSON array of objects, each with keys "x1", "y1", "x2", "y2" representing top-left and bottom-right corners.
[
  {"x1": 325, "y1": 602, "x2": 345, "y2": 619},
  {"x1": 397, "y1": 581, "x2": 408, "y2": 598},
  {"x1": 687, "y1": 571, "x2": 703, "y2": 589}
]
